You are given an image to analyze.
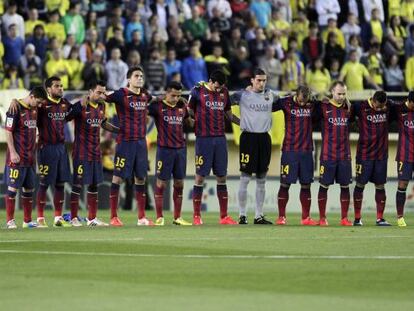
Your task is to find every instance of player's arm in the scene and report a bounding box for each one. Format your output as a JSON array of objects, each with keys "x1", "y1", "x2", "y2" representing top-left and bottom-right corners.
[
  {"x1": 5, "y1": 112, "x2": 20, "y2": 164},
  {"x1": 7, "y1": 99, "x2": 20, "y2": 115},
  {"x1": 272, "y1": 95, "x2": 284, "y2": 112},
  {"x1": 65, "y1": 101, "x2": 82, "y2": 121},
  {"x1": 224, "y1": 89, "x2": 240, "y2": 125},
  {"x1": 101, "y1": 119, "x2": 120, "y2": 133},
  {"x1": 230, "y1": 91, "x2": 243, "y2": 106}
]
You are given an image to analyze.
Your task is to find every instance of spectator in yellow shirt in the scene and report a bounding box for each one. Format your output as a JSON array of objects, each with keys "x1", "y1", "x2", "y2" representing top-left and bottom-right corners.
[
  {"x1": 46, "y1": 0, "x2": 70, "y2": 17},
  {"x1": 290, "y1": 10, "x2": 309, "y2": 50},
  {"x1": 305, "y1": 58, "x2": 331, "y2": 94},
  {"x1": 401, "y1": 0, "x2": 414, "y2": 24},
  {"x1": 267, "y1": 8, "x2": 291, "y2": 51},
  {"x1": 45, "y1": 48, "x2": 72, "y2": 88},
  {"x1": 405, "y1": 55, "x2": 414, "y2": 90},
  {"x1": 282, "y1": 48, "x2": 305, "y2": 91},
  {"x1": 322, "y1": 18, "x2": 346, "y2": 49},
  {"x1": 339, "y1": 49, "x2": 380, "y2": 91},
  {"x1": 67, "y1": 47, "x2": 84, "y2": 90},
  {"x1": 25, "y1": 8, "x2": 45, "y2": 38},
  {"x1": 45, "y1": 10, "x2": 66, "y2": 43},
  {"x1": 2, "y1": 66, "x2": 24, "y2": 89},
  {"x1": 360, "y1": 42, "x2": 385, "y2": 88}
]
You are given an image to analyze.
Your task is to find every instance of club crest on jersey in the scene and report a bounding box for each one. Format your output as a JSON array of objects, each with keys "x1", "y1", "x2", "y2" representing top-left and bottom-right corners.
[
  {"x1": 367, "y1": 114, "x2": 387, "y2": 123},
  {"x1": 6, "y1": 117, "x2": 13, "y2": 128},
  {"x1": 328, "y1": 117, "x2": 348, "y2": 126},
  {"x1": 129, "y1": 101, "x2": 147, "y2": 110}
]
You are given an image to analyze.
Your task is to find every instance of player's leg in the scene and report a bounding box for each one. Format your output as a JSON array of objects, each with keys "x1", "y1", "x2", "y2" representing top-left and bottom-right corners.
[
  {"x1": 253, "y1": 133, "x2": 272, "y2": 225},
  {"x1": 86, "y1": 183, "x2": 108, "y2": 226},
  {"x1": 154, "y1": 147, "x2": 174, "y2": 225},
  {"x1": 353, "y1": 159, "x2": 371, "y2": 225},
  {"x1": 4, "y1": 165, "x2": 19, "y2": 228},
  {"x1": 193, "y1": 137, "x2": 214, "y2": 224},
  {"x1": 318, "y1": 160, "x2": 335, "y2": 225},
  {"x1": 21, "y1": 167, "x2": 37, "y2": 228},
  {"x1": 53, "y1": 145, "x2": 71, "y2": 227},
  {"x1": 70, "y1": 159, "x2": 86, "y2": 226},
  {"x1": 372, "y1": 159, "x2": 390, "y2": 226},
  {"x1": 171, "y1": 148, "x2": 190, "y2": 225},
  {"x1": 337, "y1": 160, "x2": 352, "y2": 226},
  {"x1": 277, "y1": 152, "x2": 299, "y2": 225},
  {"x1": 133, "y1": 139, "x2": 151, "y2": 225},
  {"x1": 238, "y1": 132, "x2": 254, "y2": 224},
  {"x1": 298, "y1": 152, "x2": 317, "y2": 225},
  {"x1": 214, "y1": 137, "x2": 236, "y2": 224},
  {"x1": 396, "y1": 161, "x2": 411, "y2": 226},
  {"x1": 110, "y1": 141, "x2": 134, "y2": 226}
]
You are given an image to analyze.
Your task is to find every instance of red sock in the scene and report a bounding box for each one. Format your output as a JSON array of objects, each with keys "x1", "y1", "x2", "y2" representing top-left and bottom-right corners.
[
  {"x1": 278, "y1": 186, "x2": 289, "y2": 217},
  {"x1": 5, "y1": 192, "x2": 16, "y2": 221},
  {"x1": 37, "y1": 184, "x2": 47, "y2": 218},
  {"x1": 318, "y1": 186, "x2": 328, "y2": 219},
  {"x1": 353, "y1": 186, "x2": 364, "y2": 219},
  {"x1": 340, "y1": 186, "x2": 350, "y2": 219},
  {"x1": 300, "y1": 187, "x2": 311, "y2": 219},
  {"x1": 154, "y1": 184, "x2": 164, "y2": 218},
  {"x1": 217, "y1": 184, "x2": 228, "y2": 219},
  {"x1": 110, "y1": 183, "x2": 120, "y2": 218},
  {"x1": 70, "y1": 185, "x2": 81, "y2": 219},
  {"x1": 173, "y1": 186, "x2": 183, "y2": 219},
  {"x1": 54, "y1": 185, "x2": 64, "y2": 217},
  {"x1": 192, "y1": 185, "x2": 203, "y2": 217},
  {"x1": 87, "y1": 191, "x2": 98, "y2": 220},
  {"x1": 22, "y1": 191, "x2": 33, "y2": 223},
  {"x1": 135, "y1": 184, "x2": 146, "y2": 219},
  {"x1": 375, "y1": 188, "x2": 386, "y2": 219}
]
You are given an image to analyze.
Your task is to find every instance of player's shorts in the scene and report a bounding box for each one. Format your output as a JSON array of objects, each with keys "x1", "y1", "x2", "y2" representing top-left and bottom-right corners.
[
  {"x1": 3, "y1": 165, "x2": 36, "y2": 189},
  {"x1": 319, "y1": 160, "x2": 352, "y2": 185},
  {"x1": 37, "y1": 143, "x2": 71, "y2": 185},
  {"x1": 155, "y1": 146, "x2": 186, "y2": 180},
  {"x1": 195, "y1": 136, "x2": 227, "y2": 177},
  {"x1": 355, "y1": 159, "x2": 387, "y2": 185},
  {"x1": 280, "y1": 151, "x2": 314, "y2": 184},
  {"x1": 113, "y1": 139, "x2": 148, "y2": 179},
  {"x1": 239, "y1": 132, "x2": 271, "y2": 175},
  {"x1": 72, "y1": 159, "x2": 104, "y2": 185},
  {"x1": 397, "y1": 161, "x2": 414, "y2": 181}
]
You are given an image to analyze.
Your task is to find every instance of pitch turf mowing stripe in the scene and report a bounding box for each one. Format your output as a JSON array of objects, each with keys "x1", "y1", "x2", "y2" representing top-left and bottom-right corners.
[{"x1": 1, "y1": 249, "x2": 414, "y2": 260}]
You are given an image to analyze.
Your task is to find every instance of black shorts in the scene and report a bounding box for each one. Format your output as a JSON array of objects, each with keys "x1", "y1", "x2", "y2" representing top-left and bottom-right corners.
[{"x1": 239, "y1": 132, "x2": 271, "y2": 175}]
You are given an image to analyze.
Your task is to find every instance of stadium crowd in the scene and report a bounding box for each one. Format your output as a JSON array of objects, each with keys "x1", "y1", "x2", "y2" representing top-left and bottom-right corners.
[{"x1": 2, "y1": 0, "x2": 414, "y2": 93}]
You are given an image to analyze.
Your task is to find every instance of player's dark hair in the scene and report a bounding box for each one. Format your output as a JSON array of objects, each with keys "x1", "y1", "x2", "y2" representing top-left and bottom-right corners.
[
  {"x1": 44, "y1": 76, "x2": 61, "y2": 88},
  {"x1": 30, "y1": 86, "x2": 48, "y2": 99},
  {"x1": 297, "y1": 85, "x2": 311, "y2": 99},
  {"x1": 166, "y1": 81, "x2": 183, "y2": 91},
  {"x1": 408, "y1": 91, "x2": 414, "y2": 103},
  {"x1": 89, "y1": 80, "x2": 107, "y2": 90},
  {"x1": 252, "y1": 68, "x2": 266, "y2": 78},
  {"x1": 127, "y1": 66, "x2": 144, "y2": 79},
  {"x1": 209, "y1": 70, "x2": 227, "y2": 86},
  {"x1": 373, "y1": 91, "x2": 387, "y2": 104}
]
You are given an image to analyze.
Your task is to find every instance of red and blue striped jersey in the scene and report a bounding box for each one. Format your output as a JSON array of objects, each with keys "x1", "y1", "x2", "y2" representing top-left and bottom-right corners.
[
  {"x1": 273, "y1": 96, "x2": 314, "y2": 152},
  {"x1": 353, "y1": 100, "x2": 389, "y2": 160},
  {"x1": 37, "y1": 96, "x2": 70, "y2": 146},
  {"x1": 106, "y1": 88, "x2": 151, "y2": 143},
  {"x1": 148, "y1": 99, "x2": 189, "y2": 148},
  {"x1": 395, "y1": 102, "x2": 414, "y2": 162},
  {"x1": 188, "y1": 83, "x2": 231, "y2": 137},
  {"x1": 5, "y1": 100, "x2": 38, "y2": 166},
  {"x1": 319, "y1": 99, "x2": 351, "y2": 161},
  {"x1": 68, "y1": 101, "x2": 106, "y2": 161}
]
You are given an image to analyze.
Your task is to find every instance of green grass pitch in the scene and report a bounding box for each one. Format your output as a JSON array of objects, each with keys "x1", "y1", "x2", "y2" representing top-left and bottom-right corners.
[{"x1": 0, "y1": 211, "x2": 413, "y2": 311}]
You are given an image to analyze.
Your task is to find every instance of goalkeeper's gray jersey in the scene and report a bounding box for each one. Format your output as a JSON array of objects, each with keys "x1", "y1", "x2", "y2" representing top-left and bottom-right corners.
[{"x1": 231, "y1": 89, "x2": 278, "y2": 133}]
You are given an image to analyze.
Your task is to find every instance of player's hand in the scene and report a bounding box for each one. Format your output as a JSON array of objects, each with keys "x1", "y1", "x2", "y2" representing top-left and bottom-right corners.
[
  {"x1": 10, "y1": 151, "x2": 20, "y2": 164},
  {"x1": 8, "y1": 99, "x2": 19, "y2": 114},
  {"x1": 245, "y1": 85, "x2": 253, "y2": 91},
  {"x1": 80, "y1": 95, "x2": 89, "y2": 108}
]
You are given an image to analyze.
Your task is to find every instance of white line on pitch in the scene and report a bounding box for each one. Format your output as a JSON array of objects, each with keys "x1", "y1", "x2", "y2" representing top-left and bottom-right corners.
[
  {"x1": 0, "y1": 235, "x2": 412, "y2": 244},
  {"x1": 0, "y1": 249, "x2": 413, "y2": 260}
]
